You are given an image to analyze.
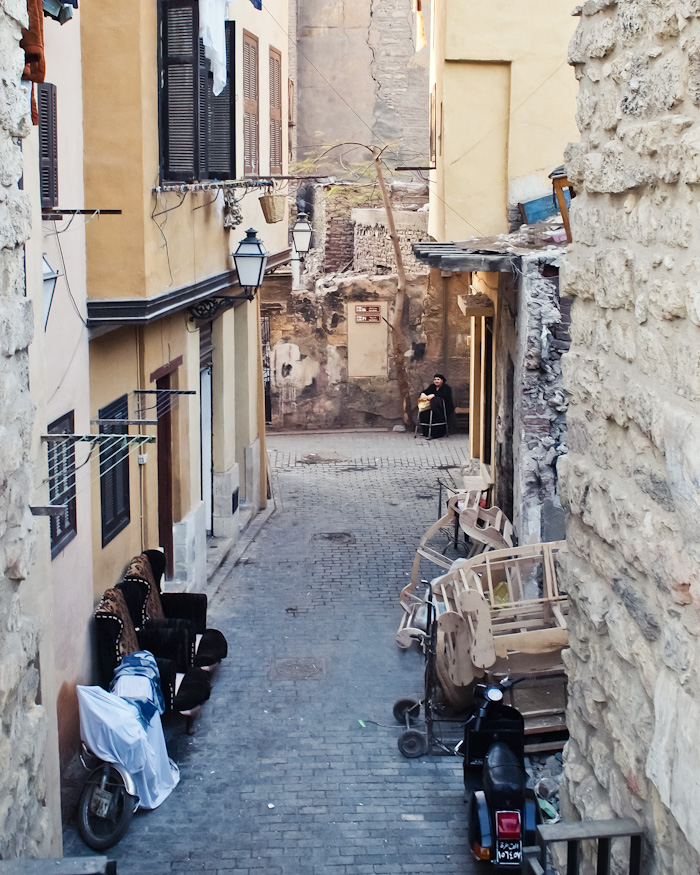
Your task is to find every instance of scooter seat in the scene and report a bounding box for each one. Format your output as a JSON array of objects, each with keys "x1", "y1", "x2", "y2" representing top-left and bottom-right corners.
[{"x1": 483, "y1": 742, "x2": 526, "y2": 800}]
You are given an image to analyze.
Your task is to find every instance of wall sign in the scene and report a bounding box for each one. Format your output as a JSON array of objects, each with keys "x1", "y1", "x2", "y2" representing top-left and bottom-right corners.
[{"x1": 355, "y1": 305, "x2": 381, "y2": 323}]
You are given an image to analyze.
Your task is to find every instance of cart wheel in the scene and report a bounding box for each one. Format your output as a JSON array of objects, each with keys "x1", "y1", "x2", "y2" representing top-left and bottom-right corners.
[
  {"x1": 398, "y1": 729, "x2": 428, "y2": 758},
  {"x1": 392, "y1": 698, "x2": 421, "y2": 725}
]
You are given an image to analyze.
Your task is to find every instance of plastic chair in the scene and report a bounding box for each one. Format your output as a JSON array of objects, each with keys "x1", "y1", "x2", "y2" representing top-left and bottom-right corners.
[{"x1": 415, "y1": 397, "x2": 449, "y2": 439}]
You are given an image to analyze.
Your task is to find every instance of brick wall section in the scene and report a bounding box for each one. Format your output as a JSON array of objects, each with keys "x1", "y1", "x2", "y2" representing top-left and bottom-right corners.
[
  {"x1": 306, "y1": 182, "x2": 429, "y2": 279},
  {"x1": 560, "y1": 2, "x2": 700, "y2": 870},
  {"x1": 0, "y1": 0, "x2": 56, "y2": 858},
  {"x1": 352, "y1": 209, "x2": 429, "y2": 276}
]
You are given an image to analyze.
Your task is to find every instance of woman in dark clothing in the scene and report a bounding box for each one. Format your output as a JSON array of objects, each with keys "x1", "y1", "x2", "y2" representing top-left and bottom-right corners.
[{"x1": 418, "y1": 374, "x2": 454, "y2": 438}]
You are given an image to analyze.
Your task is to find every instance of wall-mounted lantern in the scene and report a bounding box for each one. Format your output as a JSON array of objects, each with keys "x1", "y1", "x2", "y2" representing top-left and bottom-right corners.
[
  {"x1": 291, "y1": 212, "x2": 313, "y2": 261},
  {"x1": 233, "y1": 228, "x2": 269, "y2": 299},
  {"x1": 188, "y1": 228, "x2": 269, "y2": 321}
]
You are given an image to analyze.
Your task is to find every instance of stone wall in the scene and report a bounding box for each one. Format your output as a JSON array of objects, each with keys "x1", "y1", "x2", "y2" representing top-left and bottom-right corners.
[
  {"x1": 0, "y1": 0, "x2": 59, "y2": 858},
  {"x1": 301, "y1": 182, "x2": 429, "y2": 278},
  {"x1": 352, "y1": 208, "x2": 429, "y2": 276},
  {"x1": 294, "y1": 0, "x2": 430, "y2": 177},
  {"x1": 513, "y1": 255, "x2": 570, "y2": 545},
  {"x1": 560, "y1": 2, "x2": 700, "y2": 871}
]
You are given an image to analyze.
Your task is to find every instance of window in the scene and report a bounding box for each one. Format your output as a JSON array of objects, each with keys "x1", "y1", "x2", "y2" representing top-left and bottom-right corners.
[
  {"x1": 47, "y1": 411, "x2": 76, "y2": 557},
  {"x1": 37, "y1": 82, "x2": 58, "y2": 208},
  {"x1": 243, "y1": 31, "x2": 259, "y2": 175},
  {"x1": 160, "y1": 0, "x2": 235, "y2": 182},
  {"x1": 269, "y1": 47, "x2": 282, "y2": 175},
  {"x1": 99, "y1": 396, "x2": 130, "y2": 547}
]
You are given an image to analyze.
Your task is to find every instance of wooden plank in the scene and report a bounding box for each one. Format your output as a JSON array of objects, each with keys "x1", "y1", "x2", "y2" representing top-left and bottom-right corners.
[
  {"x1": 538, "y1": 818, "x2": 644, "y2": 843},
  {"x1": 494, "y1": 627, "x2": 569, "y2": 656}
]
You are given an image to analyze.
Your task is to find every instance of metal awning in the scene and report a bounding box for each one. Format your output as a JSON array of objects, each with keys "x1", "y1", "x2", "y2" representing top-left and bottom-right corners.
[{"x1": 413, "y1": 241, "x2": 519, "y2": 274}]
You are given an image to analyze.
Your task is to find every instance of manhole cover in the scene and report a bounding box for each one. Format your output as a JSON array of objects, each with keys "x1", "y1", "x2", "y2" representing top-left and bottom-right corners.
[
  {"x1": 312, "y1": 532, "x2": 356, "y2": 544},
  {"x1": 269, "y1": 658, "x2": 325, "y2": 680}
]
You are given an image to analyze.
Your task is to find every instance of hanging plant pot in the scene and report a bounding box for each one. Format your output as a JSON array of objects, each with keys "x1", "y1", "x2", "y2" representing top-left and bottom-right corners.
[{"x1": 259, "y1": 194, "x2": 286, "y2": 224}]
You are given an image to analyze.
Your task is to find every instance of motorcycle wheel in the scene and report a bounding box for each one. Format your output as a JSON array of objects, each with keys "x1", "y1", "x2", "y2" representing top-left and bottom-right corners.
[
  {"x1": 77, "y1": 764, "x2": 137, "y2": 851},
  {"x1": 398, "y1": 728, "x2": 428, "y2": 758}
]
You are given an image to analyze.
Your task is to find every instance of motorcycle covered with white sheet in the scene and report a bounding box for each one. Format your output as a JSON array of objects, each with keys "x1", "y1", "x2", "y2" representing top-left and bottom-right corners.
[{"x1": 76, "y1": 664, "x2": 180, "y2": 849}]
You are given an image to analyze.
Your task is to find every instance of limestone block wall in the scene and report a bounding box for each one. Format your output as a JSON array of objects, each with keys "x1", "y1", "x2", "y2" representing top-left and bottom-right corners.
[
  {"x1": 560, "y1": 2, "x2": 700, "y2": 871},
  {"x1": 0, "y1": 0, "x2": 59, "y2": 858}
]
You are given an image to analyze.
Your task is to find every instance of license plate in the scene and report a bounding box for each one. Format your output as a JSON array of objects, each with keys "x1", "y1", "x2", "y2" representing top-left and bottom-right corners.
[
  {"x1": 90, "y1": 787, "x2": 113, "y2": 818},
  {"x1": 496, "y1": 840, "x2": 521, "y2": 864}
]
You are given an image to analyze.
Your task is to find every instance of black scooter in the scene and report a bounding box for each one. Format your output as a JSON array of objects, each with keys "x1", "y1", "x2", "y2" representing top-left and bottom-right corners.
[{"x1": 460, "y1": 679, "x2": 540, "y2": 870}]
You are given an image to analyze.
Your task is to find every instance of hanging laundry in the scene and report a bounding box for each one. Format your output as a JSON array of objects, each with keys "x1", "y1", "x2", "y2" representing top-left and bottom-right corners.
[
  {"x1": 21, "y1": 0, "x2": 46, "y2": 124},
  {"x1": 199, "y1": 0, "x2": 227, "y2": 96}
]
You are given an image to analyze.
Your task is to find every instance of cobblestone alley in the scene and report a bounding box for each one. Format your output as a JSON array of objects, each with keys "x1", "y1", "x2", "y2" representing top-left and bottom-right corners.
[{"x1": 64, "y1": 431, "x2": 484, "y2": 874}]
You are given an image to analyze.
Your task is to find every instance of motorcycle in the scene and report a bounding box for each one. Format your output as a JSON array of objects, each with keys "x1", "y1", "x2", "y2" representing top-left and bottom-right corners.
[
  {"x1": 77, "y1": 740, "x2": 139, "y2": 851},
  {"x1": 76, "y1": 654, "x2": 180, "y2": 850},
  {"x1": 460, "y1": 678, "x2": 540, "y2": 870}
]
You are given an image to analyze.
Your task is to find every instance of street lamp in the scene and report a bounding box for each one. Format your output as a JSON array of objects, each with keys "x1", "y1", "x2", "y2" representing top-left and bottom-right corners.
[
  {"x1": 232, "y1": 228, "x2": 268, "y2": 300},
  {"x1": 291, "y1": 212, "x2": 313, "y2": 261}
]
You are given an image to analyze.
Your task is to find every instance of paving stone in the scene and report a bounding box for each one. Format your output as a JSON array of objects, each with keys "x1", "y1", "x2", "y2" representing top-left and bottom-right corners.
[{"x1": 63, "y1": 432, "x2": 482, "y2": 873}]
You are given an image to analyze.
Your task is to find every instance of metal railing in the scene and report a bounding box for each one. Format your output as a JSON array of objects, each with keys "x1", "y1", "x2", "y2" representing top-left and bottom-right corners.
[{"x1": 524, "y1": 818, "x2": 644, "y2": 875}]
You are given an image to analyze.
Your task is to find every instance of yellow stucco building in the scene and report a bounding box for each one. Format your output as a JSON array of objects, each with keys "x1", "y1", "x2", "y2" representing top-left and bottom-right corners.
[
  {"x1": 21, "y1": 0, "x2": 290, "y2": 812},
  {"x1": 81, "y1": 0, "x2": 290, "y2": 592},
  {"x1": 425, "y1": 0, "x2": 578, "y2": 468}
]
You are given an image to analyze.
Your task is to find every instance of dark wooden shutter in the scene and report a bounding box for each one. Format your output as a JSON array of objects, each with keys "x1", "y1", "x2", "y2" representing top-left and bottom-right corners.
[
  {"x1": 162, "y1": 0, "x2": 200, "y2": 181},
  {"x1": 206, "y1": 22, "x2": 235, "y2": 179},
  {"x1": 99, "y1": 395, "x2": 131, "y2": 547},
  {"x1": 243, "y1": 31, "x2": 259, "y2": 175},
  {"x1": 37, "y1": 83, "x2": 58, "y2": 208},
  {"x1": 269, "y1": 47, "x2": 282, "y2": 175}
]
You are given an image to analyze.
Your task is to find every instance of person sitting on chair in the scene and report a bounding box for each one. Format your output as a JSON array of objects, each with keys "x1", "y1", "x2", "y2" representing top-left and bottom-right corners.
[{"x1": 418, "y1": 374, "x2": 454, "y2": 439}]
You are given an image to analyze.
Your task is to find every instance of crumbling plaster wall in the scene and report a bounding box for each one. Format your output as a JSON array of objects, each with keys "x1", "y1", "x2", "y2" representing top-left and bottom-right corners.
[
  {"x1": 261, "y1": 270, "x2": 469, "y2": 430},
  {"x1": 294, "y1": 0, "x2": 429, "y2": 174},
  {"x1": 0, "y1": 0, "x2": 61, "y2": 858},
  {"x1": 560, "y1": 2, "x2": 700, "y2": 871},
  {"x1": 489, "y1": 257, "x2": 569, "y2": 542},
  {"x1": 513, "y1": 255, "x2": 570, "y2": 545}
]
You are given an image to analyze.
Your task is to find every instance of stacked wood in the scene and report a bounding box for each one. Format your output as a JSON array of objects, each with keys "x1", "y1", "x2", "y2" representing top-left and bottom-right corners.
[
  {"x1": 397, "y1": 541, "x2": 569, "y2": 709},
  {"x1": 397, "y1": 490, "x2": 514, "y2": 648}
]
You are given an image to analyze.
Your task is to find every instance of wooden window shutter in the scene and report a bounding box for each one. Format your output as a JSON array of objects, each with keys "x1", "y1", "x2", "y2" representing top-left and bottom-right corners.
[
  {"x1": 99, "y1": 395, "x2": 131, "y2": 547},
  {"x1": 161, "y1": 0, "x2": 200, "y2": 182},
  {"x1": 243, "y1": 31, "x2": 259, "y2": 175},
  {"x1": 206, "y1": 21, "x2": 235, "y2": 179},
  {"x1": 37, "y1": 83, "x2": 58, "y2": 208},
  {"x1": 269, "y1": 47, "x2": 282, "y2": 175}
]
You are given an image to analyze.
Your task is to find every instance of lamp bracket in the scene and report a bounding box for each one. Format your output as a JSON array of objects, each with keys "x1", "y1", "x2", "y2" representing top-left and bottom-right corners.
[{"x1": 188, "y1": 293, "x2": 255, "y2": 321}]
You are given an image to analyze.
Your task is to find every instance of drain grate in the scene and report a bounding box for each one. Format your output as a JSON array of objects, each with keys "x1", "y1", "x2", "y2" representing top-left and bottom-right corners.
[{"x1": 269, "y1": 658, "x2": 326, "y2": 680}]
